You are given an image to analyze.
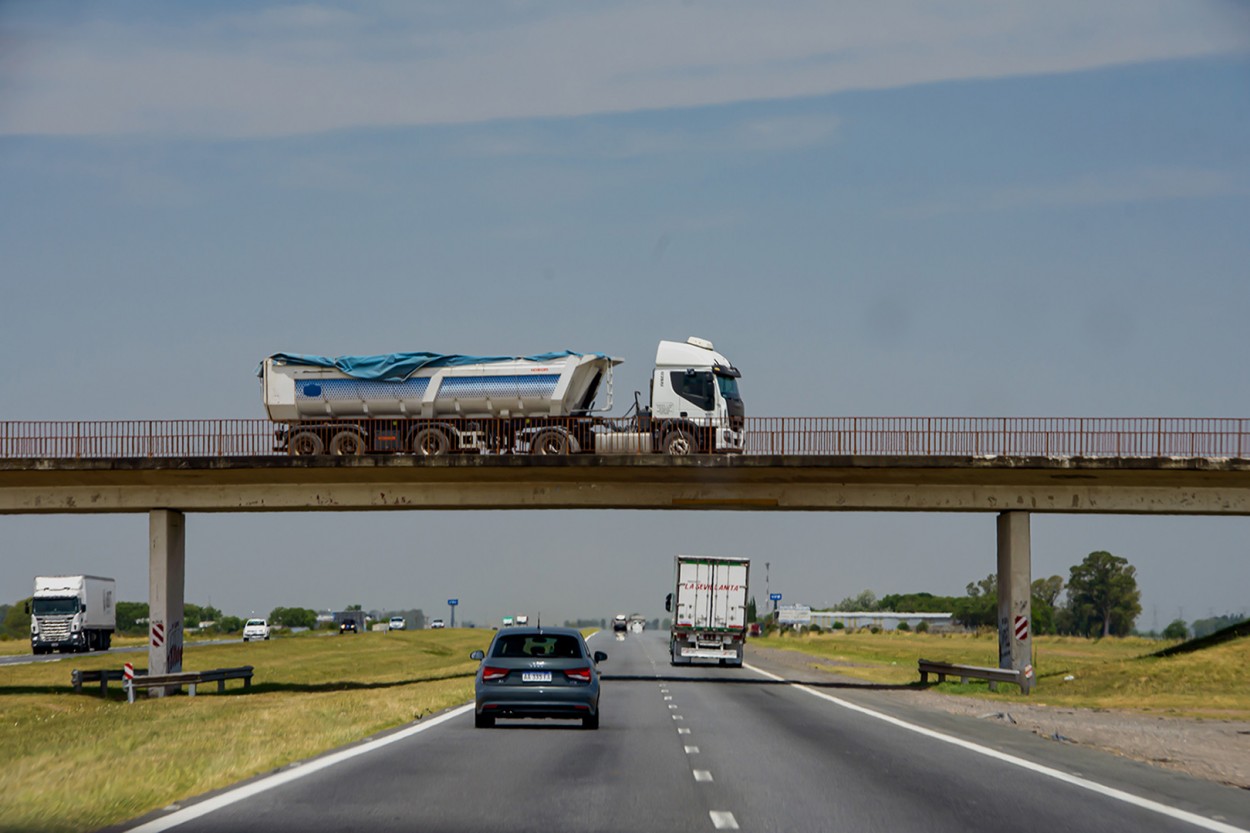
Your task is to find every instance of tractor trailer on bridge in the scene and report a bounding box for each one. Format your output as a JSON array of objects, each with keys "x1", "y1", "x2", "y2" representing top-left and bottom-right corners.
[
  {"x1": 666, "y1": 555, "x2": 750, "y2": 667},
  {"x1": 258, "y1": 337, "x2": 743, "y2": 456},
  {"x1": 29, "y1": 575, "x2": 116, "y2": 654}
]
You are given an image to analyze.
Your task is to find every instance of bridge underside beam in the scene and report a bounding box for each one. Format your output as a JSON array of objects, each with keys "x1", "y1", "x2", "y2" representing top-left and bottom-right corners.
[{"x1": 3, "y1": 481, "x2": 1250, "y2": 515}]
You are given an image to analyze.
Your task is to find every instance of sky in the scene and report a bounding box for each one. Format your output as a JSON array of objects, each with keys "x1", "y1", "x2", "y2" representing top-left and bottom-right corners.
[{"x1": 2, "y1": 1, "x2": 1248, "y2": 630}]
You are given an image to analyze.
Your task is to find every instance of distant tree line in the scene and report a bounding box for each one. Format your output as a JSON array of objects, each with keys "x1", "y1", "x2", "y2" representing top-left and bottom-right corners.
[{"x1": 824, "y1": 550, "x2": 1157, "y2": 637}]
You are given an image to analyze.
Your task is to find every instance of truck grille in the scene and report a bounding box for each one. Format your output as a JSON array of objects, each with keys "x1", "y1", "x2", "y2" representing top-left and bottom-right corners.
[{"x1": 37, "y1": 617, "x2": 71, "y2": 641}]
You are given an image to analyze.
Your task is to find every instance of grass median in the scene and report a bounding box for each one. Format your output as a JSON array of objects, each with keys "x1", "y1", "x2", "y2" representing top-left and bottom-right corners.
[
  {"x1": 0, "y1": 628, "x2": 491, "y2": 833},
  {"x1": 751, "y1": 630, "x2": 1250, "y2": 719}
]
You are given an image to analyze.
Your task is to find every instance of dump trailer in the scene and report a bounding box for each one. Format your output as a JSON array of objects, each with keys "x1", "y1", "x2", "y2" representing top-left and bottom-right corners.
[
  {"x1": 258, "y1": 337, "x2": 744, "y2": 456},
  {"x1": 666, "y1": 556, "x2": 749, "y2": 667},
  {"x1": 29, "y1": 575, "x2": 116, "y2": 654}
]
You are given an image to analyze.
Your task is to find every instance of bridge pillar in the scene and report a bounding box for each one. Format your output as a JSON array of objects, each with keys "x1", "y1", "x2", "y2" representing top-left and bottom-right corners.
[
  {"x1": 148, "y1": 509, "x2": 185, "y2": 695},
  {"x1": 996, "y1": 511, "x2": 1034, "y2": 694}
]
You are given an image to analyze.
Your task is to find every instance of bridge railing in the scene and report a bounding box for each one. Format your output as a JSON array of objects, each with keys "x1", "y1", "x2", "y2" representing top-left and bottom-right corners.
[{"x1": 1, "y1": 417, "x2": 1247, "y2": 459}]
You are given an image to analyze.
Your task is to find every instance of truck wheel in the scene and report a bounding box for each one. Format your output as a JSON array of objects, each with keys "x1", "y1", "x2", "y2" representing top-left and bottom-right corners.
[
  {"x1": 289, "y1": 431, "x2": 325, "y2": 455},
  {"x1": 529, "y1": 430, "x2": 569, "y2": 455},
  {"x1": 329, "y1": 431, "x2": 366, "y2": 456},
  {"x1": 410, "y1": 427, "x2": 450, "y2": 456},
  {"x1": 662, "y1": 429, "x2": 698, "y2": 455}
]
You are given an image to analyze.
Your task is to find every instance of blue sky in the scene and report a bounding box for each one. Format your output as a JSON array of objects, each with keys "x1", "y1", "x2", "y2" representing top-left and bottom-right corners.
[{"x1": 2, "y1": 2, "x2": 1248, "y2": 628}]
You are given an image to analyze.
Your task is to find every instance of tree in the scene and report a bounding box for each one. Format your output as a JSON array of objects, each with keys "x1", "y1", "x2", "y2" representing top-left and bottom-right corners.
[
  {"x1": 1032, "y1": 575, "x2": 1065, "y2": 607},
  {"x1": 1162, "y1": 619, "x2": 1189, "y2": 640},
  {"x1": 116, "y1": 601, "x2": 149, "y2": 634},
  {"x1": 832, "y1": 590, "x2": 877, "y2": 612},
  {"x1": 218, "y1": 615, "x2": 244, "y2": 633},
  {"x1": 1065, "y1": 551, "x2": 1142, "y2": 637},
  {"x1": 747, "y1": 596, "x2": 758, "y2": 623},
  {"x1": 2, "y1": 599, "x2": 31, "y2": 640},
  {"x1": 269, "y1": 607, "x2": 318, "y2": 629}
]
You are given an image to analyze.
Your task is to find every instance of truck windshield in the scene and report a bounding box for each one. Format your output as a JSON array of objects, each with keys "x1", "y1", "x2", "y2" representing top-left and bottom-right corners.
[
  {"x1": 716, "y1": 375, "x2": 740, "y2": 400},
  {"x1": 32, "y1": 597, "x2": 80, "y2": 616}
]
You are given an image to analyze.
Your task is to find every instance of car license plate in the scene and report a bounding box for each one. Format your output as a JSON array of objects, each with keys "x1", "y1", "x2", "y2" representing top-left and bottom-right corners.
[{"x1": 521, "y1": 671, "x2": 552, "y2": 683}]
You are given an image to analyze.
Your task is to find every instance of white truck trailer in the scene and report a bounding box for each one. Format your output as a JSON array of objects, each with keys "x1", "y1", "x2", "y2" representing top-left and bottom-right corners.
[
  {"x1": 665, "y1": 555, "x2": 750, "y2": 667},
  {"x1": 258, "y1": 337, "x2": 744, "y2": 456},
  {"x1": 29, "y1": 575, "x2": 116, "y2": 654}
]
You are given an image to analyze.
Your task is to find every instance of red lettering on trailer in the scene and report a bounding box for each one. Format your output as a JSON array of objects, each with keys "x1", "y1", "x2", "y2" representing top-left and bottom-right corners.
[{"x1": 680, "y1": 582, "x2": 744, "y2": 591}]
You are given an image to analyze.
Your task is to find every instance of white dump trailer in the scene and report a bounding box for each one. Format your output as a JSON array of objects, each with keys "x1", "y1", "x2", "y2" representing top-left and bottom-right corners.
[
  {"x1": 666, "y1": 555, "x2": 750, "y2": 667},
  {"x1": 258, "y1": 338, "x2": 744, "y2": 456},
  {"x1": 29, "y1": 575, "x2": 116, "y2": 654}
]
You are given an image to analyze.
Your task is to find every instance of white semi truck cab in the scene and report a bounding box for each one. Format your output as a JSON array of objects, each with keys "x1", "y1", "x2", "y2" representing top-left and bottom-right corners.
[
  {"x1": 648, "y1": 337, "x2": 744, "y2": 454},
  {"x1": 29, "y1": 575, "x2": 116, "y2": 654}
]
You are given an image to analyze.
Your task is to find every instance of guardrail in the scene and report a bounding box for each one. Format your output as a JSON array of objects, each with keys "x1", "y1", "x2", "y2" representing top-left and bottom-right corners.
[
  {"x1": 918, "y1": 658, "x2": 1031, "y2": 694},
  {"x1": 123, "y1": 665, "x2": 255, "y2": 702},
  {"x1": 3, "y1": 417, "x2": 1248, "y2": 459},
  {"x1": 71, "y1": 667, "x2": 147, "y2": 696}
]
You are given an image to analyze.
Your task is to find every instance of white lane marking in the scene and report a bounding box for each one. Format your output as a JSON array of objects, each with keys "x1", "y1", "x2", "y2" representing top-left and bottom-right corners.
[
  {"x1": 678, "y1": 727, "x2": 692, "y2": 735},
  {"x1": 668, "y1": 704, "x2": 678, "y2": 710},
  {"x1": 685, "y1": 746, "x2": 700, "y2": 754},
  {"x1": 693, "y1": 770, "x2": 714, "y2": 782},
  {"x1": 743, "y1": 663, "x2": 1248, "y2": 833},
  {"x1": 709, "y1": 811, "x2": 740, "y2": 830},
  {"x1": 672, "y1": 714, "x2": 684, "y2": 721},
  {"x1": 664, "y1": 695, "x2": 673, "y2": 701},
  {"x1": 122, "y1": 704, "x2": 476, "y2": 833}
]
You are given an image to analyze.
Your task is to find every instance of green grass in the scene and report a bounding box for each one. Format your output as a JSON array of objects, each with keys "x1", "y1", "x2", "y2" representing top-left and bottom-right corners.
[
  {"x1": 0, "y1": 629, "x2": 491, "y2": 833},
  {"x1": 754, "y1": 630, "x2": 1250, "y2": 718}
]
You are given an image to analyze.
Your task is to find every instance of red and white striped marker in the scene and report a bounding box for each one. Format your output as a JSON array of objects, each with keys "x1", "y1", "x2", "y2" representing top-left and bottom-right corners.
[
  {"x1": 1014, "y1": 615, "x2": 1029, "y2": 641},
  {"x1": 151, "y1": 622, "x2": 165, "y2": 648},
  {"x1": 123, "y1": 662, "x2": 134, "y2": 682}
]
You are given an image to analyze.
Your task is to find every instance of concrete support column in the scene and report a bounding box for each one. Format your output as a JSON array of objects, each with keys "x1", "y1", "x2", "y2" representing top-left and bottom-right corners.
[
  {"x1": 996, "y1": 511, "x2": 1034, "y2": 694},
  {"x1": 149, "y1": 509, "x2": 186, "y2": 695}
]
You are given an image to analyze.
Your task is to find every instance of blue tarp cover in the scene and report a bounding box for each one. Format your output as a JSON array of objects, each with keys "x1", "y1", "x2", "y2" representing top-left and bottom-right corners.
[{"x1": 262, "y1": 351, "x2": 599, "y2": 382}]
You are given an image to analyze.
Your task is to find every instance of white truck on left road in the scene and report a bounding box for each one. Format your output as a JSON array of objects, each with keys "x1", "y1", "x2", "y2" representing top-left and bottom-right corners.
[{"x1": 29, "y1": 575, "x2": 116, "y2": 654}]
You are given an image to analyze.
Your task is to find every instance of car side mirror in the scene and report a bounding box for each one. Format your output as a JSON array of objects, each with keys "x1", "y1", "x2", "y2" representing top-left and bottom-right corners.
[
  {"x1": 664, "y1": 593, "x2": 672, "y2": 613},
  {"x1": 469, "y1": 650, "x2": 485, "y2": 660},
  {"x1": 593, "y1": 651, "x2": 607, "y2": 664}
]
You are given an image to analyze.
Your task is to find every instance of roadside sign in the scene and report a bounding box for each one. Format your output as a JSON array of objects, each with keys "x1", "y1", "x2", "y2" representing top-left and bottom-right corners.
[
  {"x1": 448, "y1": 599, "x2": 459, "y2": 606},
  {"x1": 777, "y1": 604, "x2": 811, "y2": 625},
  {"x1": 769, "y1": 593, "x2": 782, "y2": 601}
]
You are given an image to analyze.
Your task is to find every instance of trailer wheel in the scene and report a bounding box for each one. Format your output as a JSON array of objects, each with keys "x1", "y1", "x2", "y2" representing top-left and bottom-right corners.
[
  {"x1": 289, "y1": 431, "x2": 325, "y2": 456},
  {"x1": 410, "y1": 427, "x2": 451, "y2": 456},
  {"x1": 329, "y1": 431, "x2": 367, "y2": 456},
  {"x1": 529, "y1": 429, "x2": 570, "y2": 455},
  {"x1": 662, "y1": 429, "x2": 698, "y2": 456}
]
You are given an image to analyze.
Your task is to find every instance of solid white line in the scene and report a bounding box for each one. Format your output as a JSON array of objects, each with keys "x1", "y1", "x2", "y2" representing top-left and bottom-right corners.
[
  {"x1": 743, "y1": 663, "x2": 1247, "y2": 833},
  {"x1": 709, "y1": 810, "x2": 740, "y2": 829},
  {"x1": 693, "y1": 769, "x2": 714, "y2": 782},
  {"x1": 122, "y1": 704, "x2": 476, "y2": 832}
]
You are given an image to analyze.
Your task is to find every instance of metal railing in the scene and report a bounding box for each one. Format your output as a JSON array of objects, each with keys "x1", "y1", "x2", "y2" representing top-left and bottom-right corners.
[{"x1": 1, "y1": 417, "x2": 1247, "y2": 460}]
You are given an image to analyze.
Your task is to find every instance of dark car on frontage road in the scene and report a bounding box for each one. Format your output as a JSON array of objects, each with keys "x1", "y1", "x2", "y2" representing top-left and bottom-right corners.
[{"x1": 470, "y1": 627, "x2": 607, "y2": 729}]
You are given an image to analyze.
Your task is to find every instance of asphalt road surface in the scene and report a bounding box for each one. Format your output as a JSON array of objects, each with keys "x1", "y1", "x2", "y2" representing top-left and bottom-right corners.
[{"x1": 115, "y1": 630, "x2": 1250, "y2": 833}]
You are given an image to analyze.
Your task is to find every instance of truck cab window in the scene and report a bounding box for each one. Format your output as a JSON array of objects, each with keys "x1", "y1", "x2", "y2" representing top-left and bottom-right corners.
[{"x1": 670, "y1": 371, "x2": 715, "y2": 412}]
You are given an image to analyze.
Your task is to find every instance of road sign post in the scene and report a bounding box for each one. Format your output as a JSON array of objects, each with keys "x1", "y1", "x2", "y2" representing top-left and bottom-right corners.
[
  {"x1": 769, "y1": 592, "x2": 782, "y2": 613},
  {"x1": 448, "y1": 598, "x2": 459, "y2": 629}
]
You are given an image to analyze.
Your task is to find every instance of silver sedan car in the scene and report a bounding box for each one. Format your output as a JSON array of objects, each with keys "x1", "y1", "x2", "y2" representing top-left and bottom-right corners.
[{"x1": 470, "y1": 627, "x2": 607, "y2": 729}]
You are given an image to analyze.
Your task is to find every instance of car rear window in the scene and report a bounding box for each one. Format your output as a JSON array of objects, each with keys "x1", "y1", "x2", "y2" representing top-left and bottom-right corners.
[{"x1": 490, "y1": 634, "x2": 584, "y2": 659}]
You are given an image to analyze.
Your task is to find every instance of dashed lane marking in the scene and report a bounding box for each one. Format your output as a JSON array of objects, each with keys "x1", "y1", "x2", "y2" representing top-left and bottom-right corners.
[
  {"x1": 684, "y1": 746, "x2": 700, "y2": 754},
  {"x1": 693, "y1": 770, "x2": 714, "y2": 782},
  {"x1": 709, "y1": 811, "x2": 740, "y2": 830},
  {"x1": 678, "y1": 728, "x2": 692, "y2": 735},
  {"x1": 743, "y1": 663, "x2": 1249, "y2": 833},
  {"x1": 672, "y1": 714, "x2": 683, "y2": 720}
]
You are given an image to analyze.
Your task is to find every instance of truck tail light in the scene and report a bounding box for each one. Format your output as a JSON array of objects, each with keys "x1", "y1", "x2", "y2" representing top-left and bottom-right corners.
[
  {"x1": 563, "y1": 666, "x2": 592, "y2": 682},
  {"x1": 482, "y1": 666, "x2": 509, "y2": 681}
]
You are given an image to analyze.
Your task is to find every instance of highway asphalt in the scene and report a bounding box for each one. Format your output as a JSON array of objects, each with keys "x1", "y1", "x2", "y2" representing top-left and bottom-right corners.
[{"x1": 112, "y1": 630, "x2": 1250, "y2": 833}]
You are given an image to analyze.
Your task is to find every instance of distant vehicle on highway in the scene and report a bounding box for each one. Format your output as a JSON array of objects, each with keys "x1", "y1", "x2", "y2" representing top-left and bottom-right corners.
[
  {"x1": 667, "y1": 554, "x2": 750, "y2": 667},
  {"x1": 29, "y1": 575, "x2": 115, "y2": 654},
  {"x1": 469, "y1": 627, "x2": 607, "y2": 729},
  {"x1": 628, "y1": 615, "x2": 646, "y2": 634},
  {"x1": 502, "y1": 616, "x2": 514, "y2": 628},
  {"x1": 430, "y1": 618, "x2": 446, "y2": 629},
  {"x1": 515, "y1": 615, "x2": 529, "y2": 626},
  {"x1": 334, "y1": 610, "x2": 366, "y2": 635},
  {"x1": 388, "y1": 616, "x2": 406, "y2": 631},
  {"x1": 242, "y1": 619, "x2": 270, "y2": 642},
  {"x1": 339, "y1": 620, "x2": 357, "y2": 634},
  {"x1": 612, "y1": 614, "x2": 628, "y2": 632}
]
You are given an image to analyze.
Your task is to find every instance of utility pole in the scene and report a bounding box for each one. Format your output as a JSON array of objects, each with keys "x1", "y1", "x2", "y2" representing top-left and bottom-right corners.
[{"x1": 765, "y1": 562, "x2": 771, "y2": 612}]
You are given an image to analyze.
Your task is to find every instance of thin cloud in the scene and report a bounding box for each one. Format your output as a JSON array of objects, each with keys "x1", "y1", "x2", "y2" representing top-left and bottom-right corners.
[{"x1": 1, "y1": 1, "x2": 1247, "y2": 138}]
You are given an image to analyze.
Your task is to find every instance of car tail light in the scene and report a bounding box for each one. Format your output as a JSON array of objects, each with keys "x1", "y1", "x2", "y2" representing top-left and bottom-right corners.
[
  {"x1": 482, "y1": 666, "x2": 509, "y2": 681},
  {"x1": 563, "y1": 666, "x2": 592, "y2": 682}
]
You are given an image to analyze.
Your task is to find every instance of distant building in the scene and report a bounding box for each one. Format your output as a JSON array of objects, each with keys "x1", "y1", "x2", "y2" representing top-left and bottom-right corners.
[{"x1": 806, "y1": 611, "x2": 956, "y2": 632}]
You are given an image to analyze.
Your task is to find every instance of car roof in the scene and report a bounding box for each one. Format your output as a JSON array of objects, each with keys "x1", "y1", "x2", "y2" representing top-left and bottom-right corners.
[{"x1": 491, "y1": 626, "x2": 582, "y2": 638}]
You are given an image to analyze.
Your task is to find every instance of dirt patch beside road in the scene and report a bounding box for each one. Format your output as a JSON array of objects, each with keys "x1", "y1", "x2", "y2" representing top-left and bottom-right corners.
[{"x1": 747, "y1": 643, "x2": 1250, "y2": 790}]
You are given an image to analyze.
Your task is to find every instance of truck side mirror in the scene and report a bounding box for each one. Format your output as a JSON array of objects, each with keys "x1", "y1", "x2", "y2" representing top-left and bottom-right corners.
[
  {"x1": 664, "y1": 593, "x2": 672, "y2": 613},
  {"x1": 81, "y1": 603, "x2": 87, "y2": 613}
]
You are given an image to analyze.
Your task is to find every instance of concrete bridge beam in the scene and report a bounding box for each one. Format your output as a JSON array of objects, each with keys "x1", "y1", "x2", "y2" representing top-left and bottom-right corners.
[
  {"x1": 148, "y1": 509, "x2": 185, "y2": 695},
  {"x1": 996, "y1": 511, "x2": 1034, "y2": 694}
]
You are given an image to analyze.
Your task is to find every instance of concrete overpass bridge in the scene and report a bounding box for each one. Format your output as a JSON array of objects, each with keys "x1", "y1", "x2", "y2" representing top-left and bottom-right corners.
[{"x1": 4, "y1": 416, "x2": 1249, "y2": 693}]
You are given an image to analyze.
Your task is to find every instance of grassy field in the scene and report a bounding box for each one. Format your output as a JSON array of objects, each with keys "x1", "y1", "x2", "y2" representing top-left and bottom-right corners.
[
  {"x1": 753, "y1": 630, "x2": 1250, "y2": 719},
  {"x1": 0, "y1": 629, "x2": 492, "y2": 833}
]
